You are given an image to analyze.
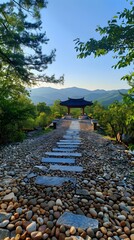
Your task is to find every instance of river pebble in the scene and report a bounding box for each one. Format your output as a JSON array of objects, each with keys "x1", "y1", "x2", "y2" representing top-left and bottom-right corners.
[{"x1": 0, "y1": 119, "x2": 133, "y2": 240}]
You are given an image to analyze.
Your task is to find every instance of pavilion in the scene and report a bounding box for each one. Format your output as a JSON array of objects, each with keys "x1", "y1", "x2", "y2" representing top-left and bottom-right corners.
[{"x1": 60, "y1": 97, "x2": 93, "y2": 115}]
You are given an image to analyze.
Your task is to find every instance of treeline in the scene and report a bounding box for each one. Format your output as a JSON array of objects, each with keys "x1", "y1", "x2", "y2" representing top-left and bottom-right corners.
[
  {"x1": 0, "y1": 90, "x2": 134, "y2": 147},
  {"x1": 85, "y1": 99, "x2": 134, "y2": 146},
  {"x1": 0, "y1": 94, "x2": 66, "y2": 144},
  {"x1": 69, "y1": 98, "x2": 134, "y2": 147}
]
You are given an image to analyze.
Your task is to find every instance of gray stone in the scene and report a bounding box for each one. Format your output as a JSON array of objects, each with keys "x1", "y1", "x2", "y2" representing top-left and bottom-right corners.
[
  {"x1": 66, "y1": 131, "x2": 79, "y2": 134},
  {"x1": 59, "y1": 140, "x2": 81, "y2": 143},
  {"x1": 26, "y1": 221, "x2": 37, "y2": 233},
  {"x1": 27, "y1": 172, "x2": 37, "y2": 178},
  {"x1": 57, "y1": 212, "x2": 98, "y2": 230},
  {"x1": 41, "y1": 157, "x2": 75, "y2": 164},
  {"x1": 3, "y1": 192, "x2": 16, "y2": 201},
  {"x1": 0, "y1": 212, "x2": 12, "y2": 223},
  {"x1": 0, "y1": 220, "x2": 9, "y2": 227},
  {"x1": 34, "y1": 165, "x2": 48, "y2": 172},
  {"x1": 0, "y1": 229, "x2": 10, "y2": 240},
  {"x1": 57, "y1": 142, "x2": 80, "y2": 145},
  {"x1": 35, "y1": 176, "x2": 76, "y2": 186},
  {"x1": 45, "y1": 152, "x2": 82, "y2": 157},
  {"x1": 57, "y1": 144, "x2": 78, "y2": 148},
  {"x1": 76, "y1": 189, "x2": 90, "y2": 196},
  {"x1": 50, "y1": 164, "x2": 83, "y2": 172},
  {"x1": 63, "y1": 135, "x2": 80, "y2": 140},
  {"x1": 52, "y1": 148, "x2": 77, "y2": 152}
]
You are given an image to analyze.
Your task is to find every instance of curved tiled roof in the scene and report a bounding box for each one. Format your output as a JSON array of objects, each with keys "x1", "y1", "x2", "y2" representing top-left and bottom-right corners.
[{"x1": 60, "y1": 98, "x2": 93, "y2": 107}]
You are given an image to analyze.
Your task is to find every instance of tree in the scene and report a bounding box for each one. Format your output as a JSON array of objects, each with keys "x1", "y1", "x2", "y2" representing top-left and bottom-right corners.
[
  {"x1": 0, "y1": 0, "x2": 64, "y2": 84},
  {"x1": 0, "y1": 0, "x2": 64, "y2": 143},
  {"x1": 0, "y1": 94, "x2": 36, "y2": 143},
  {"x1": 37, "y1": 102, "x2": 51, "y2": 115},
  {"x1": 51, "y1": 100, "x2": 67, "y2": 118},
  {"x1": 75, "y1": 3, "x2": 134, "y2": 89}
]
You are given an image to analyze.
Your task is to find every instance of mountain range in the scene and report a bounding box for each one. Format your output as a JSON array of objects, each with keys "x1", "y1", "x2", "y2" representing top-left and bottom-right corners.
[{"x1": 28, "y1": 87, "x2": 128, "y2": 106}]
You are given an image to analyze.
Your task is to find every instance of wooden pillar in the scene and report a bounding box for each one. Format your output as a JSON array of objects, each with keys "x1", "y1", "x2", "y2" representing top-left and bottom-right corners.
[
  {"x1": 82, "y1": 107, "x2": 84, "y2": 115},
  {"x1": 68, "y1": 107, "x2": 70, "y2": 115}
]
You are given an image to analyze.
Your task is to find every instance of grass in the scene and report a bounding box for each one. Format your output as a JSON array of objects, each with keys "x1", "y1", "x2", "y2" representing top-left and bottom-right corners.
[{"x1": 103, "y1": 135, "x2": 116, "y2": 141}]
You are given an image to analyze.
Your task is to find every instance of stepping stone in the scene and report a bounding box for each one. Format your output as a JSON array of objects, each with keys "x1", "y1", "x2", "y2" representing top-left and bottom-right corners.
[
  {"x1": 45, "y1": 152, "x2": 82, "y2": 157},
  {"x1": 60, "y1": 140, "x2": 81, "y2": 143},
  {"x1": 57, "y1": 142, "x2": 80, "y2": 145},
  {"x1": 35, "y1": 176, "x2": 76, "y2": 186},
  {"x1": 52, "y1": 148, "x2": 77, "y2": 152},
  {"x1": 66, "y1": 132, "x2": 79, "y2": 135},
  {"x1": 27, "y1": 172, "x2": 37, "y2": 178},
  {"x1": 57, "y1": 144, "x2": 79, "y2": 148},
  {"x1": 50, "y1": 164, "x2": 83, "y2": 172},
  {"x1": 57, "y1": 212, "x2": 98, "y2": 230},
  {"x1": 63, "y1": 135, "x2": 80, "y2": 140},
  {"x1": 34, "y1": 165, "x2": 48, "y2": 172},
  {"x1": 41, "y1": 157, "x2": 75, "y2": 164},
  {"x1": 76, "y1": 189, "x2": 90, "y2": 196},
  {"x1": 66, "y1": 133, "x2": 79, "y2": 136}
]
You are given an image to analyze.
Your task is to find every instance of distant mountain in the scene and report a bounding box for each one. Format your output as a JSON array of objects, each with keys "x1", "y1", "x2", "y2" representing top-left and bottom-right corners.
[{"x1": 28, "y1": 87, "x2": 128, "y2": 106}]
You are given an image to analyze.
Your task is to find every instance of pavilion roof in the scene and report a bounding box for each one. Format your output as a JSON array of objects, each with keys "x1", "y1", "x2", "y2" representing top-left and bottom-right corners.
[{"x1": 60, "y1": 98, "x2": 93, "y2": 107}]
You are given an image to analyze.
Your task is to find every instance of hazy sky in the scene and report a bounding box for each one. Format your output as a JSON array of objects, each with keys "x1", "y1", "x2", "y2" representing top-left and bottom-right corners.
[{"x1": 38, "y1": 0, "x2": 131, "y2": 90}]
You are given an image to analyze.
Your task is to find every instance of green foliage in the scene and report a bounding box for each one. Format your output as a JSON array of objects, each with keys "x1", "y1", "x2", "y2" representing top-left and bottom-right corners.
[
  {"x1": 35, "y1": 112, "x2": 47, "y2": 128},
  {"x1": 0, "y1": 94, "x2": 36, "y2": 143},
  {"x1": 51, "y1": 100, "x2": 67, "y2": 118},
  {"x1": 0, "y1": 0, "x2": 64, "y2": 84},
  {"x1": 71, "y1": 109, "x2": 81, "y2": 118},
  {"x1": 90, "y1": 100, "x2": 134, "y2": 143},
  {"x1": 37, "y1": 102, "x2": 51, "y2": 115},
  {"x1": 0, "y1": 0, "x2": 64, "y2": 143},
  {"x1": 75, "y1": 2, "x2": 134, "y2": 144},
  {"x1": 75, "y1": 3, "x2": 134, "y2": 87}
]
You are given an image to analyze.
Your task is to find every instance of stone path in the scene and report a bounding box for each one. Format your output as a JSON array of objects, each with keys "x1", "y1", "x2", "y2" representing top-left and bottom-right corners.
[
  {"x1": 35, "y1": 120, "x2": 83, "y2": 186},
  {"x1": 34, "y1": 120, "x2": 99, "y2": 234},
  {"x1": 0, "y1": 119, "x2": 134, "y2": 240}
]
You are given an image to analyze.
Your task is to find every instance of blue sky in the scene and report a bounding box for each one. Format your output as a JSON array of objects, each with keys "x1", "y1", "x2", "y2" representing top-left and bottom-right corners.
[{"x1": 38, "y1": 0, "x2": 132, "y2": 90}]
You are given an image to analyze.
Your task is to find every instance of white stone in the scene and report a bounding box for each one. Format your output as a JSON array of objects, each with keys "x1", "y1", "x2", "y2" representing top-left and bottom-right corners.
[{"x1": 56, "y1": 199, "x2": 63, "y2": 206}]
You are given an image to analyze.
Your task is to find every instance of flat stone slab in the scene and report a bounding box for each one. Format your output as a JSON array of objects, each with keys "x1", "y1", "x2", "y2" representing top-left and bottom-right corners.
[
  {"x1": 27, "y1": 172, "x2": 37, "y2": 178},
  {"x1": 57, "y1": 212, "x2": 98, "y2": 230},
  {"x1": 50, "y1": 164, "x2": 83, "y2": 172},
  {"x1": 60, "y1": 139, "x2": 81, "y2": 143},
  {"x1": 52, "y1": 148, "x2": 77, "y2": 152},
  {"x1": 57, "y1": 145, "x2": 79, "y2": 148},
  {"x1": 41, "y1": 157, "x2": 75, "y2": 164},
  {"x1": 57, "y1": 142, "x2": 80, "y2": 145},
  {"x1": 45, "y1": 152, "x2": 82, "y2": 157},
  {"x1": 63, "y1": 136, "x2": 80, "y2": 140},
  {"x1": 35, "y1": 176, "x2": 76, "y2": 186},
  {"x1": 76, "y1": 189, "x2": 90, "y2": 196}
]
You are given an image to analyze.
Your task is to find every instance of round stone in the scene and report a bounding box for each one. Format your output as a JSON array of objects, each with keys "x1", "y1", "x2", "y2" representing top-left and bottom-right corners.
[
  {"x1": 16, "y1": 226, "x2": 23, "y2": 234},
  {"x1": 31, "y1": 231, "x2": 42, "y2": 240},
  {"x1": 48, "y1": 200, "x2": 55, "y2": 208},
  {"x1": 26, "y1": 221, "x2": 37, "y2": 233},
  {"x1": 70, "y1": 226, "x2": 76, "y2": 234},
  {"x1": 37, "y1": 217, "x2": 44, "y2": 225},
  {"x1": 26, "y1": 210, "x2": 33, "y2": 220},
  {"x1": 47, "y1": 221, "x2": 54, "y2": 229},
  {"x1": 117, "y1": 215, "x2": 126, "y2": 221},
  {"x1": 42, "y1": 233, "x2": 49, "y2": 239},
  {"x1": 56, "y1": 199, "x2": 62, "y2": 206},
  {"x1": 89, "y1": 208, "x2": 97, "y2": 217}
]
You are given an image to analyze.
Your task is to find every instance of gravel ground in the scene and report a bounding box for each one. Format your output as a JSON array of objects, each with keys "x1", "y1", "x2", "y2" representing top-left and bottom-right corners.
[{"x1": 0, "y1": 119, "x2": 134, "y2": 240}]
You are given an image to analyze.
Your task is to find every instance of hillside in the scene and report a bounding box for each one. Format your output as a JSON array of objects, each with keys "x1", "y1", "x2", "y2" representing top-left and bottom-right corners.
[{"x1": 28, "y1": 87, "x2": 128, "y2": 106}]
